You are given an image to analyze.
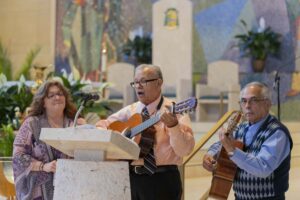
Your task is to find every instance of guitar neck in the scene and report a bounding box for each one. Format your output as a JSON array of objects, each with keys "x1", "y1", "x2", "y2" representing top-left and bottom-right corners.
[
  {"x1": 125, "y1": 97, "x2": 197, "y2": 138},
  {"x1": 130, "y1": 115, "x2": 160, "y2": 138}
]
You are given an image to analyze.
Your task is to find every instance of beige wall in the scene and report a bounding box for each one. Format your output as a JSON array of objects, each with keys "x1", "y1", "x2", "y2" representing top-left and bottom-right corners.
[{"x1": 0, "y1": 0, "x2": 55, "y2": 77}]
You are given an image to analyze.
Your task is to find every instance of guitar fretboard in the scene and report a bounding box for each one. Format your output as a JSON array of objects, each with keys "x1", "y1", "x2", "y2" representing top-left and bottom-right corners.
[{"x1": 130, "y1": 114, "x2": 160, "y2": 138}]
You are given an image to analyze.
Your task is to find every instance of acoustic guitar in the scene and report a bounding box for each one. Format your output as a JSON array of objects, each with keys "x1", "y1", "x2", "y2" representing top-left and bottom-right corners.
[
  {"x1": 208, "y1": 111, "x2": 243, "y2": 200},
  {"x1": 108, "y1": 97, "x2": 197, "y2": 139}
]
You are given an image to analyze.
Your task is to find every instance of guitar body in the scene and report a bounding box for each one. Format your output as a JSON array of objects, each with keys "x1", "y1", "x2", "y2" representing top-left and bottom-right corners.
[
  {"x1": 208, "y1": 111, "x2": 243, "y2": 200},
  {"x1": 108, "y1": 113, "x2": 155, "y2": 158},
  {"x1": 108, "y1": 113, "x2": 142, "y2": 133},
  {"x1": 209, "y1": 140, "x2": 243, "y2": 200}
]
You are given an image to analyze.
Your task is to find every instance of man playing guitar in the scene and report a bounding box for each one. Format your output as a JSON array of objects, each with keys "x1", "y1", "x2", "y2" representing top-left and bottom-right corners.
[
  {"x1": 96, "y1": 64, "x2": 195, "y2": 200},
  {"x1": 203, "y1": 82, "x2": 293, "y2": 200}
]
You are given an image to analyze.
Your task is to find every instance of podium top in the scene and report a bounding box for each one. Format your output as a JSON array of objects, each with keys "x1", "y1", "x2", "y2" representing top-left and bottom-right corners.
[{"x1": 40, "y1": 127, "x2": 140, "y2": 160}]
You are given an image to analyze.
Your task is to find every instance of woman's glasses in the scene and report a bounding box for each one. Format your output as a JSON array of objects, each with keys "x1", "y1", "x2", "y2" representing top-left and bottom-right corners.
[{"x1": 47, "y1": 91, "x2": 64, "y2": 99}]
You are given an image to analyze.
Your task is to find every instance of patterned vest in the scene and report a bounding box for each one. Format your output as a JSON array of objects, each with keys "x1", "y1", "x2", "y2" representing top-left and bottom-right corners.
[{"x1": 233, "y1": 115, "x2": 293, "y2": 200}]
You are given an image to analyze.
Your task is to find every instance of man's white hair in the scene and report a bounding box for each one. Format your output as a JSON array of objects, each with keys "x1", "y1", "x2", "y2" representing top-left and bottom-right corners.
[{"x1": 240, "y1": 81, "x2": 272, "y2": 100}]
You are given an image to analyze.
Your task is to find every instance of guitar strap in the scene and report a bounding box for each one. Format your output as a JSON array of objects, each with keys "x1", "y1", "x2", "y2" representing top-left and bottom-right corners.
[{"x1": 156, "y1": 95, "x2": 164, "y2": 111}]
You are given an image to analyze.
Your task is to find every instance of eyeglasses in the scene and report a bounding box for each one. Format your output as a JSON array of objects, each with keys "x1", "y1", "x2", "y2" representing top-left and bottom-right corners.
[
  {"x1": 130, "y1": 78, "x2": 159, "y2": 88},
  {"x1": 47, "y1": 91, "x2": 64, "y2": 99},
  {"x1": 239, "y1": 97, "x2": 266, "y2": 106}
]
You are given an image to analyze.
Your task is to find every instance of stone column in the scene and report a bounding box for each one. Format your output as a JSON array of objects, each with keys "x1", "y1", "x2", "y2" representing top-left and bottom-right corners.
[{"x1": 153, "y1": 0, "x2": 192, "y2": 101}]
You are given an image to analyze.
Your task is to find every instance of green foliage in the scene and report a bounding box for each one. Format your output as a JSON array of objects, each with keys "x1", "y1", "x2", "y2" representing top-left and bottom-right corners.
[
  {"x1": 123, "y1": 36, "x2": 152, "y2": 64},
  {"x1": 14, "y1": 46, "x2": 41, "y2": 80},
  {"x1": 0, "y1": 88, "x2": 13, "y2": 126},
  {"x1": 0, "y1": 40, "x2": 12, "y2": 80},
  {"x1": 235, "y1": 20, "x2": 281, "y2": 60},
  {"x1": 0, "y1": 124, "x2": 14, "y2": 157},
  {"x1": 56, "y1": 75, "x2": 112, "y2": 117},
  {"x1": 8, "y1": 84, "x2": 33, "y2": 114},
  {"x1": 58, "y1": 75, "x2": 87, "y2": 106},
  {"x1": 0, "y1": 73, "x2": 113, "y2": 157},
  {"x1": 0, "y1": 78, "x2": 33, "y2": 127},
  {"x1": 83, "y1": 100, "x2": 113, "y2": 118}
]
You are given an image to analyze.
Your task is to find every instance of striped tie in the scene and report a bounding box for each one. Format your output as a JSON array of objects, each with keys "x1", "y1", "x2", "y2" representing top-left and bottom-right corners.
[
  {"x1": 144, "y1": 148, "x2": 157, "y2": 175},
  {"x1": 141, "y1": 107, "x2": 157, "y2": 175}
]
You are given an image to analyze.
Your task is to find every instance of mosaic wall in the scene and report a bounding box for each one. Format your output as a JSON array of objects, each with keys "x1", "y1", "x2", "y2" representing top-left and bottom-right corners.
[{"x1": 55, "y1": 0, "x2": 300, "y2": 120}]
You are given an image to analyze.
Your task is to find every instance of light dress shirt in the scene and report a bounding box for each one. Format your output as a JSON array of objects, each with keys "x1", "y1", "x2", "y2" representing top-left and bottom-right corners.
[
  {"x1": 96, "y1": 95, "x2": 195, "y2": 166},
  {"x1": 207, "y1": 115, "x2": 290, "y2": 178}
]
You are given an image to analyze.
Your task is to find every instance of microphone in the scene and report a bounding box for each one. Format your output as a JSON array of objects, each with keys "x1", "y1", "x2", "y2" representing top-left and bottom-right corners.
[
  {"x1": 75, "y1": 92, "x2": 100, "y2": 101},
  {"x1": 73, "y1": 92, "x2": 100, "y2": 127}
]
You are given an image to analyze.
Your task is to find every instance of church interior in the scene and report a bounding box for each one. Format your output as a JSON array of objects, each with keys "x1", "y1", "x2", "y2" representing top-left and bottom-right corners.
[{"x1": 0, "y1": 0, "x2": 299, "y2": 199}]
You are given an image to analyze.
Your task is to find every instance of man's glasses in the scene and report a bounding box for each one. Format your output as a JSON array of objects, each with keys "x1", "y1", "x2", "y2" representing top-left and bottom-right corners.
[
  {"x1": 239, "y1": 97, "x2": 266, "y2": 106},
  {"x1": 130, "y1": 78, "x2": 159, "y2": 88},
  {"x1": 47, "y1": 91, "x2": 64, "y2": 99}
]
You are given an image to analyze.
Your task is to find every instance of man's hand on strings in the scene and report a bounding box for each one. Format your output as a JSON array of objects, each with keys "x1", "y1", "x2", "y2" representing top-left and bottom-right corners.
[
  {"x1": 160, "y1": 105, "x2": 178, "y2": 128},
  {"x1": 218, "y1": 127, "x2": 235, "y2": 154}
]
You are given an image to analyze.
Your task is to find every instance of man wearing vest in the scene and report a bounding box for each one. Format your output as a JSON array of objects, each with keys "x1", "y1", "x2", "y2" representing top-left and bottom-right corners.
[
  {"x1": 96, "y1": 64, "x2": 195, "y2": 200},
  {"x1": 203, "y1": 82, "x2": 293, "y2": 200}
]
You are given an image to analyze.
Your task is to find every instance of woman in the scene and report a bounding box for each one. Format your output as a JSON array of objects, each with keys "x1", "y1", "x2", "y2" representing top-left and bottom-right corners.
[{"x1": 13, "y1": 80, "x2": 80, "y2": 200}]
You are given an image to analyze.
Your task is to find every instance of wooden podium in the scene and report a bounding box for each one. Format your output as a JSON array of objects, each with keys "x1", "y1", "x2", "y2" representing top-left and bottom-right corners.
[{"x1": 40, "y1": 127, "x2": 140, "y2": 200}]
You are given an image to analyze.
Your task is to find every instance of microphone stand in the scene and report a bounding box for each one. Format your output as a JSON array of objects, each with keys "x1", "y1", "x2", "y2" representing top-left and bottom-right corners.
[
  {"x1": 73, "y1": 93, "x2": 100, "y2": 127},
  {"x1": 73, "y1": 98, "x2": 88, "y2": 128},
  {"x1": 274, "y1": 72, "x2": 281, "y2": 121}
]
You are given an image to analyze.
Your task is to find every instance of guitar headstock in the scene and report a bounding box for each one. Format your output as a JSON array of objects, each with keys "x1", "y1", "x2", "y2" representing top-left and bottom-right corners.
[
  {"x1": 173, "y1": 97, "x2": 197, "y2": 114},
  {"x1": 224, "y1": 111, "x2": 243, "y2": 136}
]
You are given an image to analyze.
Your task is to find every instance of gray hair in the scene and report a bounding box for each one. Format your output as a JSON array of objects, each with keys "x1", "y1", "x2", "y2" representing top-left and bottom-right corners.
[
  {"x1": 240, "y1": 81, "x2": 272, "y2": 100},
  {"x1": 135, "y1": 64, "x2": 163, "y2": 80}
]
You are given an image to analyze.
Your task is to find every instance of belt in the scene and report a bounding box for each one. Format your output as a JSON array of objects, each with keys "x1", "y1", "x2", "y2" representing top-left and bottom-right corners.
[{"x1": 129, "y1": 165, "x2": 178, "y2": 175}]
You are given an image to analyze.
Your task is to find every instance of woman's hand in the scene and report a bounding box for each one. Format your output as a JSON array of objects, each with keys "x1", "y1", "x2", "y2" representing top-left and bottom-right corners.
[{"x1": 43, "y1": 160, "x2": 57, "y2": 173}]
